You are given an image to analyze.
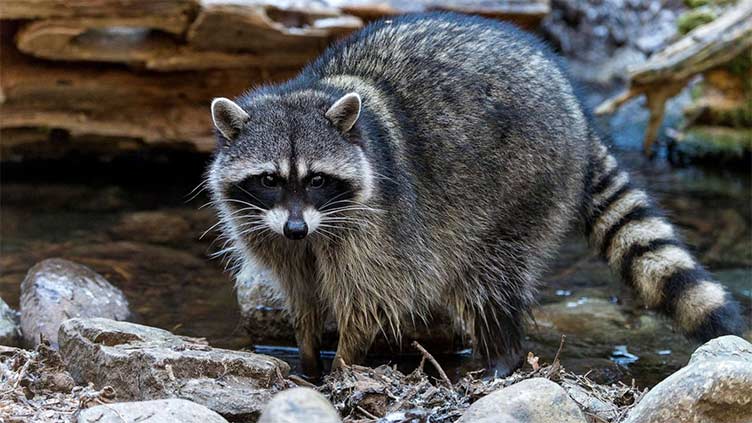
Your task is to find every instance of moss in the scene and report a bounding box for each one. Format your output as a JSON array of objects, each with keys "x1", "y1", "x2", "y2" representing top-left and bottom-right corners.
[
  {"x1": 676, "y1": 9, "x2": 718, "y2": 34},
  {"x1": 672, "y1": 126, "x2": 752, "y2": 164},
  {"x1": 684, "y1": 0, "x2": 710, "y2": 8}
]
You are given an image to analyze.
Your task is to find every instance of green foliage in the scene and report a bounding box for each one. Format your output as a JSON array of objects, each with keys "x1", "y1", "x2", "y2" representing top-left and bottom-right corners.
[{"x1": 676, "y1": 9, "x2": 718, "y2": 34}]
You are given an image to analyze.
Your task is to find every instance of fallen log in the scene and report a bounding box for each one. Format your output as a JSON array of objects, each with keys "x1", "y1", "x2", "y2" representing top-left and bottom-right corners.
[{"x1": 595, "y1": 0, "x2": 752, "y2": 155}]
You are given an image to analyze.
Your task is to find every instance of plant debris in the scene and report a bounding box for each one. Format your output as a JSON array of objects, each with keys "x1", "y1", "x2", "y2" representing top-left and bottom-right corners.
[
  {"x1": 319, "y1": 339, "x2": 647, "y2": 423},
  {"x1": 0, "y1": 341, "x2": 115, "y2": 422}
]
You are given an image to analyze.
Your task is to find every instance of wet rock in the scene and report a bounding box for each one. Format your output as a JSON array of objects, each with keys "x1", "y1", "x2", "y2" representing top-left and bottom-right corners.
[
  {"x1": 623, "y1": 336, "x2": 752, "y2": 423},
  {"x1": 59, "y1": 318, "x2": 290, "y2": 422},
  {"x1": 0, "y1": 297, "x2": 21, "y2": 346},
  {"x1": 20, "y1": 258, "x2": 130, "y2": 347},
  {"x1": 111, "y1": 211, "x2": 193, "y2": 244},
  {"x1": 259, "y1": 387, "x2": 341, "y2": 423},
  {"x1": 533, "y1": 297, "x2": 629, "y2": 343},
  {"x1": 78, "y1": 399, "x2": 229, "y2": 423},
  {"x1": 688, "y1": 335, "x2": 752, "y2": 365},
  {"x1": 457, "y1": 378, "x2": 587, "y2": 423}
]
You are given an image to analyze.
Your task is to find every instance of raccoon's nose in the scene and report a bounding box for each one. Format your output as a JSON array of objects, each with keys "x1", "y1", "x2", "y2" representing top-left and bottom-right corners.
[{"x1": 284, "y1": 219, "x2": 308, "y2": 240}]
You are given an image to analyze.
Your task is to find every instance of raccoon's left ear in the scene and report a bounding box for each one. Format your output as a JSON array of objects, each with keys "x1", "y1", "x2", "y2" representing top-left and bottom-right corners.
[
  {"x1": 211, "y1": 97, "x2": 250, "y2": 141},
  {"x1": 326, "y1": 92, "x2": 361, "y2": 133}
]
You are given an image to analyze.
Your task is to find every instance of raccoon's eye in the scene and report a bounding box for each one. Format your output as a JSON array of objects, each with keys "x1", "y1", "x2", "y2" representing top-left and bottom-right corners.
[
  {"x1": 260, "y1": 174, "x2": 279, "y2": 188},
  {"x1": 309, "y1": 174, "x2": 327, "y2": 189}
]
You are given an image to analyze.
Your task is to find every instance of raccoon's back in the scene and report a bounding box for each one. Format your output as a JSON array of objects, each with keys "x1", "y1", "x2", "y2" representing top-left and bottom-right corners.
[{"x1": 309, "y1": 13, "x2": 591, "y2": 239}]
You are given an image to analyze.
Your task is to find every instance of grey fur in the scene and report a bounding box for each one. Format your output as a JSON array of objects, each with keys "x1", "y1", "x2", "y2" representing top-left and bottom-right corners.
[{"x1": 206, "y1": 13, "x2": 742, "y2": 378}]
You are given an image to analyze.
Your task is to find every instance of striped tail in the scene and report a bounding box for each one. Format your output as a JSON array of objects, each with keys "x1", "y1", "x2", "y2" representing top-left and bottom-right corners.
[{"x1": 582, "y1": 142, "x2": 743, "y2": 342}]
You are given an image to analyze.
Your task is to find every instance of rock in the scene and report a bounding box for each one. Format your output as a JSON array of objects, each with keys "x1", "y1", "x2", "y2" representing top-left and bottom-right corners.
[
  {"x1": 689, "y1": 335, "x2": 752, "y2": 365},
  {"x1": 78, "y1": 399, "x2": 229, "y2": 423},
  {"x1": 623, "y1": 337, "x2": 752, "y2": 423},
  {"x1": 0, "y1": 297, "x2": 21, "y2": 346},
  {"x1": 59, "y1": 318, "x2": 290, "y2": 422},
  {"x1": 457, "y1": 378, "x2": 587, "y2": 423},
  {"x1": 112, "y1": 211, "x2": 194, "y2": 244},
  {"x1": 259, "y1": 388, "x2": 341, "y2": 423},
  {"x1": 532, "y1": 297, "x2": 629, "y2": 343},
  {"x1": 20, "y1": 258, "x2": 130, "y2": 348}
]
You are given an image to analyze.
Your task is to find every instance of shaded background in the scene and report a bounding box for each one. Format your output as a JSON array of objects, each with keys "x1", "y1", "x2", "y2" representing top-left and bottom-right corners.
[{"x1": 1, "y1": 0, "x2": 750, "y2": 388}]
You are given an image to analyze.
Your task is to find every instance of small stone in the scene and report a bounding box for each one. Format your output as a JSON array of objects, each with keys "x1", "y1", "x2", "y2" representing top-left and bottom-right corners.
[
  {"x1": 457, "y1": 378, "x2": 587, "y2": 423},
  {"x1": 111, "y1": 211, "x2": 193, "y2": 244},
  {"x1": 78, "y1": 399, "x2": 229, "y2": 423},
  {"x1": 20, "y1": 258, "x2": 130, "y2": 347},
  {"x1": 0, "y1": 297, "x2": 21, "y2": 346},
  {"x1": 688, "y1": 335, "x2": 752, "y2": 365},
  {"x1": 259, "y1": 388, "x2": 341, "y2": 423},
  {"x1": 624, "y1": 338, "x2": 752, "y2": 423},
  {"x1": 59, "y1": 318, "x2": 290, "y2": 422}
]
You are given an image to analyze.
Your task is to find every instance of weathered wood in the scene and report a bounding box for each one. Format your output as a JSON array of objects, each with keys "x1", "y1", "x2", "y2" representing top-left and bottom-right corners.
[
  {"x1": 0, "y1": 0, "x2": 199, "y2": 21},
  {"x1": 186, "y1": 1, "x2": 362, "y2": 53},
  {"x1": 595, "y1": 0, "x2": 752, "y2": 155},
  {"x1": 629, "y1": 0, "x2": 752, "y2": 86},
  {"x1": 15, "y1": 18, "x2": 323, "y2": 70},
  {"x1": 0, "y1": 40, "x2": 297, "y2": 151}
]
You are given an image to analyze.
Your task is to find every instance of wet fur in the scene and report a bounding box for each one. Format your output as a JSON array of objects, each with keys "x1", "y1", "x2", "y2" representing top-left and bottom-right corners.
[{"x1": 207, "y1": 13, "x2": 743, "y2": 376}]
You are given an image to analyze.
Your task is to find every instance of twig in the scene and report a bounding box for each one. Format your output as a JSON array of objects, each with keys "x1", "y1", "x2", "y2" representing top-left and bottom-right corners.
[
  {"x1": 13, "y1": 356, "x2": 33, "y2": 389},
  {"x1": 288, "y1": 374, "x2": 315, "y2": 388},
  {"x1": 547, "y1": 335, "x2": 566, "y2": 378},
  {"x1": 357, "y1": 405, "x2": 379, "y2": 420},
  {"x1": 552, "y1": 334, "x2": 566, "y2": 364},
  {"x1": 411, "y1": 341, "x2": 452, "y2": 389}
]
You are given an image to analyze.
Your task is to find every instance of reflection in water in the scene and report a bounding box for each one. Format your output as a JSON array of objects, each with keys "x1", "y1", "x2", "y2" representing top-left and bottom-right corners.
[{"x1": 0, "y1": 145, "x2": 749, "y2": 388}]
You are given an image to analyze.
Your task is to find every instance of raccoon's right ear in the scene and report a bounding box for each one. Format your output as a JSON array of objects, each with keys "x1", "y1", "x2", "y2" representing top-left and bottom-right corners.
[
  {"x1": 326, "y1": 92, "x2": 361, "y2": 134},
  {"x1": 211, "y1": 98, "x2": 250, "y2": 141}
]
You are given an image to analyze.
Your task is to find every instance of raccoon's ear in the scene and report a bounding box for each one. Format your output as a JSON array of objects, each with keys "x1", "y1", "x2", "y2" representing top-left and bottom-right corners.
[
  {"x1": 211, "y1": 97, "x2": 250, "y2": 141},
  {"x1": 326, "y1": 92, "x2": 361, "y2": 133}
]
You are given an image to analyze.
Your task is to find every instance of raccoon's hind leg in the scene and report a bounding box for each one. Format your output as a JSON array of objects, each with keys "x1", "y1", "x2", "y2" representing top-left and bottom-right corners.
[
  {"x1": 449, "y1": 267, "x2": 532, "y2": 377},
  {"x1": 470, "y1": 299, "x2": 526, "y2": 377}
]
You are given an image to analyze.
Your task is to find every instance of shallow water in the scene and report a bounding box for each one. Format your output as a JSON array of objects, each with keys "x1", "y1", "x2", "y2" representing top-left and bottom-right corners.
[{"x1": 1, "y1": 132, "x2": 750, "y2": 389}]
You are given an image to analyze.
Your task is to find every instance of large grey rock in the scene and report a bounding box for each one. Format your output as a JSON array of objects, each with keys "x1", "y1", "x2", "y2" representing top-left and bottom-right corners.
[
  {"x1": 59, "y1": 318, "x2": 290, "y2": 422},
  {"x1": 258, "y1": 388, "x2": 341, "y2": 423},
  {"x1": 20, "y1": 258, "x2": 130, "y2": 347},
  {"x1": 78, "y1": 398, "x2": 229, "y2": 423},
  {"x1": 457, "y1": 378, "x2": 587, "y2": 423},
  {"x1": 688, "y1": 335, "x2": 752, "y2": 365},
  {"x1": 0, "y1": 297, "x2": 21, "y2": 346},
  {"x1": 624, "y1": 336, "x2": 752, "y2": 423}
]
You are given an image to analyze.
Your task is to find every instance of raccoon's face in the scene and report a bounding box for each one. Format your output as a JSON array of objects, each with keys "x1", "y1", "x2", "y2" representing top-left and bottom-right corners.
[{"x1": 208, "y1": 91, "x2": 374, "y2": 242}]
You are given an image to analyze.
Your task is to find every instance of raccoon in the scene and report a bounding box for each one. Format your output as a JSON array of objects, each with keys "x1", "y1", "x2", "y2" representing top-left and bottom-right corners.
[{"x1": 206, "y1": 13, "x2": 743, "y2": 378}]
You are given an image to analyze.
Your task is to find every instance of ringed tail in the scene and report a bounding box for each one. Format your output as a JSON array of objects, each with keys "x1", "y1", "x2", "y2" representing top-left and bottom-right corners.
[{"x1": 582, "y1": 141, "x2": 743, "y2": 342}]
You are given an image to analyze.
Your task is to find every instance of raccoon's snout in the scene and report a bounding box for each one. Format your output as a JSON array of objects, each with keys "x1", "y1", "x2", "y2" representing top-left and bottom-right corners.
[{"x1": 284, "y1": 219, "x2": 308, "y2": 240}]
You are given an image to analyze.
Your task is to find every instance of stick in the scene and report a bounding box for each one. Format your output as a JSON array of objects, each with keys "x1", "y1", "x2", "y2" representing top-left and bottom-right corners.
[
  {"x1": 411, "y1": 341, "x2": 452, "y2": 388},
  {"x1": 547, "y1": 334, "x2": 566, "y2": 378},
  {"x1": 357, "y1": 405, "x2": 379, "y2": 420},
  {"x1": 552, "y1": 334, "x2": 566, "y2": 365}
]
